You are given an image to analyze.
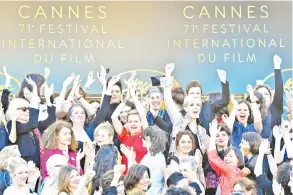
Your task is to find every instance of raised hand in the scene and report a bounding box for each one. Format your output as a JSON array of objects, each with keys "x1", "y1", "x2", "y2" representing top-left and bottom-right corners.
[
  {"x1": 3, "y1": 66, "x2": 11, "y2": 89},
  {"x1": 165, "y1": 63, "x2": 175, "y2": 77},
  {"x1": 281, "y1": 120, "x2": 291, "y2": 137},
  {"x1": 108, "y1": 75, "x2": 120, "y2": 89},
  {"x1": 44, "y1": 67, "x2": 50, "y2": 80},
  {"x1": 216, "y1": 69, "x2": 226, "y2": 84},
  {"x1": 113, "y1": 164, "x2": 126, "y2": 176},
  {"x1": 259, "y1": 139, "x2": 271, "y2": 155},
  {"x1": 63, "y1": 73, "x2": 75, "y2": 87},
  {"x1": 273, "y1": 126, "x2": 283, "y2": 140},
  {"x1": 273, "y1": 54, "x2": 282, "y2": 69},
  {"x1": 256, "y1": 79, "x2": 264, "y2": 86},
  {"x1": 272, "y1": 178, "x2": 284, "y2": 195},
  {"x1": 24, "y1": 76, "x2": 38, "y2": 96},
  {"x1": 97, "y1": 65, "x2": 107, "y2": 87},
  {"x1": 246, "y1": 84, "x2": 258, "y2": 103},
  {"x1": 44, "y1": 83, "x2": 54, "y2": 99},
  {"x1": 84, "y1": 71, "x2": 95, "y2": 89},
  {"x1": 76, "y1": 149, "x2": 85, "y2": 162},
  {"x1": 209, "y1": 119, "x2": 218, "y2": 138}
]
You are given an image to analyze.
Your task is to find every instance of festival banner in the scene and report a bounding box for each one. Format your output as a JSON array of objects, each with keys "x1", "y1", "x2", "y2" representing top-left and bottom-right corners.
[{"x1": 0, "y1": 1, "x2": 291, "y2": 98}]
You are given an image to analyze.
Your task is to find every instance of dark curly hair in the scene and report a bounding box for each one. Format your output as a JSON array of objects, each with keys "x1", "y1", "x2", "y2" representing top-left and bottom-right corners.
[
  {"x1": 124, "y1": 164, "x2": 150, "y2": 191},
  {"x1": 277, "y1": 162, "x2": 292, "y2": 193}
]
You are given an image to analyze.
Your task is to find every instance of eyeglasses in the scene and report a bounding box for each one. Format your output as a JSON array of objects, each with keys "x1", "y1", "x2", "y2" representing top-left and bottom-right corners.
[
  {"x1": 17, "y1": 107, "x2": 30, "y2": 112},
  {"x1": 256, "y1": 100, "x2": 261, "y2": 104}
]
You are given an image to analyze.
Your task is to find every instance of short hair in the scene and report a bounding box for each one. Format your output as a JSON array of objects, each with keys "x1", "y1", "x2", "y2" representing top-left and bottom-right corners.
[
  {"x1": 183, "y1": 96, "x2": 202, "y2": 108},
  {"x1": 179, "y1": 156, "x2": 197, "y2": 171},
  {"x1": 126, "y1": 110, "x2": 140, "y2": 121},
  {"x1": 107, "y1": 76, "x2": 122, "y2": 91},
  {"x1": 142, "y1": 126, "x2": 168, "y2": 156},
  {"x1": 94, "y1": 122, "x2": 115, "y2": 139},
  {"x1": 176, "y1": 131, "x2": 196, "y2": 152},
  {"x1": 242, "y1": 132, "x2": 262, "y2": 155},
  {"x1": 276, "y1": 162, "x2": 292, "y2": 193},
  {"x1": 186, "y1": 80, "x2": 202, "y2": 94},
  {"x1": 234, "y1": 177, "x2": 257, "y2": 195},
  {"x1": 46, "y1": 154, "x2": 68, "y2": 176},
  {"x1": 7, "y1": 157, "x2": 27, "y2": 173},
  {"x1": 124, "y1": 164, "x2": 150, "y2": 191},
  {"x1": 166, "y1": 172, "x2": 185, "y2": 187},
  {"x1": 172, "y1": 87, "x2": 186, "y2": 106},
  {"x1": 99, "y1": 171, "x2": 124, "y2": 192},
  {"x1": 224, "y1": 147, "x2": 244, "y2": 169},
  {"x1": 147, "y1": 86, "x2": 163, "y2": 97},
  {"x1": 165, "y1": 186, "x2": 193, "y2": 195},
  {"x1": 66, "y1": 104, "x2": 89, "y2": 125}
]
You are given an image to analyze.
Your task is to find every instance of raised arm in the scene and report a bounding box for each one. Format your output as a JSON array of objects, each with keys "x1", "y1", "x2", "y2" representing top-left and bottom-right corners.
[
  {"x1": 223, "y1": 94, "x2": 237, "y2": 133},
  {"x1": 272, "y1": 126, "x2": 285, "y2": 164},
  {"x1": 212, "y1": 69, "x2": 230, "y2": 112},
  {"x1": 111, "y1": 102, "x2": 125, "y2": 136},
  {"x1": 247, "y1": 85, "x2": 263, "y2": 133},
  {"x1": 1, "y1": 66, "x2": 11, "y2": 114},
  {"x1": 129, "y1": 84, "x2": 148, "y2": 129},
  {"x1": 272, "y1": 55, "x2": 284, "y2": 112},
  {"x1": 254, "y1": 139, "x2": 273, "y2": 194},
  {"x1": 163, "y1": 63, "x2": 182, "y2": 123},
  {"x1": 282, "y1": 120, "x2": 293, "y2": 159}
]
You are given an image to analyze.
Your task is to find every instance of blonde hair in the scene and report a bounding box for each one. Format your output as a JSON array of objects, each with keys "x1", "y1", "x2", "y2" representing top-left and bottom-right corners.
[
  {"x1": 183, "y1": 96, "x2": 202, "y2": 108},
  {"x1": 58, "y1": 165, "x2": 78, "y2": 194},
  {"x1": 42, "y1": 120, "x2": 78, "y2": 152},
  {"x1": 94, "y1": 122, "x2": 114, "y2": 139},
  {"x1": 7, "y1": 157, "x2": 27, "y2": 173},
  {"x1": 6, "y1": 98, "x2": 29, "y2": 121}
]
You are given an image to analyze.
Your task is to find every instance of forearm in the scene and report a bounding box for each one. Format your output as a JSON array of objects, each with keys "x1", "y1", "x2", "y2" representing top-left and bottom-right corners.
[
  {"x1": 273, "y1": 139, "x2": 283, "y2": 164},
  {"x1": 79, "y1": 98, "x2": 96, "y2": 116},
  {"x1": 251, "y1": 103, "x2": 263, "y2": 133},
  {"x1": 111, "y1": 102, "x2": 125, "y2": 135},
  {"x1": 208, "y1": 135, "x2": 216, "y2": 152},
  {"x1": 214, "y1": 82, "x2": 230, "y2": 111},
  {"x1": 226, "y1": 107, "x2": 236, "y2": 132},
  {"x1": 164, "y1": 86, "x2": 181, "y2": 123},
  {"x1": 254, "y1": 152, "x2": 264, "y2": 177},
  {"x1": 273, "y1": 69, "x2": 283, "y2": 110},
  {"x1": 132, "y1": 97, "x2": 148, "y2": 129},
  {"x1": 284, "y1": 136, "x2": 293, "y2": 158},
  {"x1": 267, "y1": 154, "x2": 278, "y2": 177},
  {"x1": 8, "y1": 120, "x2": 17, "y2": 143}
]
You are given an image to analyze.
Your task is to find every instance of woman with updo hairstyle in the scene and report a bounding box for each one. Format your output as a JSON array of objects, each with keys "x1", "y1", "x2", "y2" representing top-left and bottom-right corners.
[
  {"x1": 232, "y1": 177, "x2": 257, "y2": 195},
  {"x1": 171, "y1": 86, "x2": 186, "y2": 113}
]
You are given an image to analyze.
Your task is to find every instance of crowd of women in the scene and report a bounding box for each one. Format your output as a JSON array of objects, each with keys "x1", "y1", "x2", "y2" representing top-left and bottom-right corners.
[{"x1": 0, "y1": 54, "x2": 292, "y2": 195}]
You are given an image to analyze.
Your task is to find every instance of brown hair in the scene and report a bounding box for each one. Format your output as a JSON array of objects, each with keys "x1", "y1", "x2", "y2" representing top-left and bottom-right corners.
[
  {"x1": 99, "y1": 170, "x2": 124, "y2": 192},
  {"x1": 58, "y1": 165, "x2": 78, "y2": 194},
  {"x1": 127, "y1": 110, "x2": 140, "y2": 122},
  {"x1": 186, "y1": 80, "x2": 202, "y2": 94},
  {"x1": 42, "y1": 120, "x2": 78, "y2": 152},
  {"x1": 175, "y1": 131, "x2": 196, "y2": 152},
  {"x1": 242, "y1": 132, "x2": 262, "y2": 155},
  {"x1": 224, "y1": 147, "x2": 244, "y2": 169},
  {"x1": 234, "y1": 177, "x2": 257, "y2": 194},
  {"x1": 172, "y1": 87, "x2": 186, "y2": 106},
  {"x1": 67, "y1": 104, "x2": 90, "y2": 125}
]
